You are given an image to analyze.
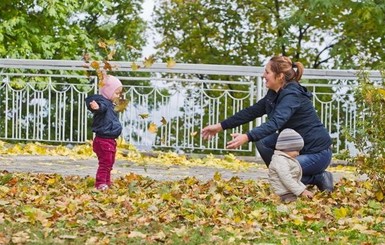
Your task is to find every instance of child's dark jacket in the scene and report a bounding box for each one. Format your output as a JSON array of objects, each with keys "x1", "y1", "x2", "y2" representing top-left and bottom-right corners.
[{"x1": 85, "y1": 94, "x2": 122, "y2": 139}]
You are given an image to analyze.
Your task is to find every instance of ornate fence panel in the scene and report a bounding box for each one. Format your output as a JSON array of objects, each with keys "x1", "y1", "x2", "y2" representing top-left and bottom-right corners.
[{"x1": 0, "y1": 59, "x2": 382, "y2": 156}]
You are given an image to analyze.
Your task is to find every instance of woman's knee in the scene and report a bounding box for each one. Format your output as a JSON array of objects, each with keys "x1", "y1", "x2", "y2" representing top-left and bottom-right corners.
[
  {"x1": 297, "y1": 148, "x2": 332, "y2": 175},
  {"x1": 255, "y1": 133, "x2": 279, "y2": 166}
]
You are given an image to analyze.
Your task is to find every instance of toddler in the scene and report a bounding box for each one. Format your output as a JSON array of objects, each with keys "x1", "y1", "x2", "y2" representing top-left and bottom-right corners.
[
  {"x1": 85, "y1": 75, "x2": 123, "y2": 190},
  {"x1": 268, "y1": 128, "x2": 314, "y2": 202}
]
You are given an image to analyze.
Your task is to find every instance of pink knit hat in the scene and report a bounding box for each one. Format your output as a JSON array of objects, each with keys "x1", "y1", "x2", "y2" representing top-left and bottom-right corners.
[{"x1": 100, "y1": 75, "x2": 122, "y2": 100}]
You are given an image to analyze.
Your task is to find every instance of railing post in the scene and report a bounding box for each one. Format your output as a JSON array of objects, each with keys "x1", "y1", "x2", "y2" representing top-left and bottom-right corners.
[{"x1": 0, "y1": 59, "x2": 383, "y2": 156}]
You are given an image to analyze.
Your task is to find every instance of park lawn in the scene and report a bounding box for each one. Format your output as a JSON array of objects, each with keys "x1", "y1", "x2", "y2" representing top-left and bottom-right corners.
[{"x1": 0, "y1": 171, "x2": 384, "y2": 244}]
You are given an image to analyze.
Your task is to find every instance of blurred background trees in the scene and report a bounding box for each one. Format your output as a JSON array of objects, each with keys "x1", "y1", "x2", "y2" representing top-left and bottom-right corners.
[
  {"x1": 153, "y1": 0, "x2": 385, "y2": 69},
  {"x1": 1, "y1": 0, "x2": 385, "y2": 199},
  {"x1": 0, "y1": 0, "x2": 384, "y2": 69},
  {"x1": 0, "y1": 0, "x2": 146, "y2": 61}
]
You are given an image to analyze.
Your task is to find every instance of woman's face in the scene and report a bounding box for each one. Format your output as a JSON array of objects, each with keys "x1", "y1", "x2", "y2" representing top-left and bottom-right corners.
[{"x1": 263, "y1": 62, "x2": 283, "y2": 92}]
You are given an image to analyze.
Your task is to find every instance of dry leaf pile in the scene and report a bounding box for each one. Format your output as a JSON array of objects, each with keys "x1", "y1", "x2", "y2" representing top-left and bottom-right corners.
[
  {"x1": 0, "y1": 172, "x2": 384, "y2": 244},
  {"x1": 0, "y1": 140, "x2": 255, "y2": 171},
  {"x1": 0, "y1": 140, "x2": 384, "y2": 243}
]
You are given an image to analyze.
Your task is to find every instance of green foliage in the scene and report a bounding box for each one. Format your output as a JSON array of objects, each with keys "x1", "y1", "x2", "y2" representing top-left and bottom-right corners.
[
  {"x1": 334, "y1": 0, "x2": 385, "y2": 69},
  {"x1": 350, "y1": 70, "x2": 385, "y2": 201},
  {"x1": 153, "y1": 0, "x2": 385, "y2": 69},
  {"x1": 0, "y1": 0, "x2": 146, "y2": 60}
]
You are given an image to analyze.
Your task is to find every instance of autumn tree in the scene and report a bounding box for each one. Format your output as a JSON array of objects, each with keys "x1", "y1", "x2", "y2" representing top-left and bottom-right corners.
[
  {"x1": 0, "y1": 0, "x2": 148, "y2": 145},
  {"x1": 153, "y1": 0, "x2": 385, "y2": 69},
  {"x1": 350, "y1": 71, "x2": 385, "y2": 201},
  {"x1": 332, "y1": 0, "x2": 385, "y2": 69},
  {"x1": 0, "y1": 0, "x2": 146, "y2": 60},
  {"x1": 150, "y1": 0, "x2": 385, "y2": 154}
]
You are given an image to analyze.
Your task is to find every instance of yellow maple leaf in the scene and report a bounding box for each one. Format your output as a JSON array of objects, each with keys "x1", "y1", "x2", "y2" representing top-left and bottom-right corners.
[
  {"x1": 131, "y1": 62, "x2": 140, "y2": 71},
  {"x1": 107, "y1": 50, "x2": 116, "y2": 60},
  {"x1": 97, "y1": 70, "x2": 105, "y2": 86},
  {"x1": 293, "y1": 218, "x2": 303, "y2": 226},
  {"x1": 166, "y1": 58, "x2": 176, "y2": 68},
  {"x1": 98, "y1": 41, "x2": 107, "y2": 49},
  {"x1": 105, "y1": 39, "x2": 117, "y2": 46},
  {"x1": 148, "y1": 123, "x2": 158, "y2": 133},
  {"x1": 378, "y1": 88, "x2": 385, "y2": 96},
  {"x1": 47, "y1": 178, "x2": 56, "y2": 185},
  {"x1": 213, "y1": 172, "x2": 222, "y2": 181},
  {"x1": 98, "y1": 80, "x2": 105, "y2": 88},
  {"x1": 114, "y1": 99, "x2": 129, "y2": 112},
  {"x1": 190, "y1": 131, "x2": 198, "y2": 137},
  {"x1": 90, "y1": 61, "x2": 100, "y2": 70},
  {"x1": 172, "y1": 226, "x2": 187, "y2": 237},
  {"x1": 375, "y1": 190, "x2": 384, "y2": 201},
  {"x1": 334, "y1": 207, "x2": 348, "y2": 219},
  {"x1": 152, "y1": 231, "x2": 166, "y2": 241},
  {"x1": 143, "y1": 55, "x2": 155, "y2": 68}
]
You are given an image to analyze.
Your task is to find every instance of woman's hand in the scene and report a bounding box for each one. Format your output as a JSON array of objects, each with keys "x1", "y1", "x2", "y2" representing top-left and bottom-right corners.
[
  {"x1": 226, "y1": 133, "x2": 249, "y2": 149},
  {"x1": 201, "y1": 123, "x2": 223, "y2": 140}
]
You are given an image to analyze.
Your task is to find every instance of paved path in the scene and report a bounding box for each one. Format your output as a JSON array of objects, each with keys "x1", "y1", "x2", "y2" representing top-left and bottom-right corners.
[{"x1": 0, "y1": 155, "x2": 356, "y2": 183}]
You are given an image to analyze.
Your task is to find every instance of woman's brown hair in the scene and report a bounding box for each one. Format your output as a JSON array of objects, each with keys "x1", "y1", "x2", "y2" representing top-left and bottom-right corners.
[{"x1": 269, "y1": 56, "x2": 304, "y2": 82}]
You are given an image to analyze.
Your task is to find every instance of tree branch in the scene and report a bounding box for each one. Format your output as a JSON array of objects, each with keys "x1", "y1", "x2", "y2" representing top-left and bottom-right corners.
[{"x1": 313, "y1": 43, "x2": 336, "y2": 68}]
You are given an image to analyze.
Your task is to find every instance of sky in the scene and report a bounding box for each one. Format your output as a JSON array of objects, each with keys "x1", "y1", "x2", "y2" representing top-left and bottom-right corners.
[{"x1": 140, "y1": 0, "x2": 157, "y2": 59}]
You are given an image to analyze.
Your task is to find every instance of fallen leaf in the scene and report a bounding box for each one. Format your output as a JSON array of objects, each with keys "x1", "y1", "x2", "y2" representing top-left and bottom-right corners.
[
  {"x1": 131, "y1": 62, "x2": 140, "y2": 71},
  {"x1": 90, "y1": 61, "x2": 100, "y2": 70},
  {"x1": 166, "y1": 58, "x2": 176, "y2": 68},
  {"x1": 161, "y1": 117, "x2": 167, "y2": 125},
  {"x1": 98, "y1": 41, "x2": 107, "y2": 49},
  {"x1": 103, "y1": 61, "x2": 112, "y2": 71},
  {"x1": 128, "y1": 231, "x2": 146, "y2": 238},
  {"x1": 143, "y1": 55, "x2": 155, "y2": 68},
  {"x1": 114, "y1": 99, "x2": 129, "y2": 112},
  {"x1": 139, "y1": 113, "x2": 149, "y2": 119},
  {"x1": 107, "y1": 50, "x2": 116, "y2": 61},
  {"x1": 12, "y1": 231, "x2": 30, "y2": 244},
  {"x1": 59, "y1": 235, "x2": 77, "y2": 239},
  {"x1": 148, "y1": 123, "x2": 158, "y2": 133}
]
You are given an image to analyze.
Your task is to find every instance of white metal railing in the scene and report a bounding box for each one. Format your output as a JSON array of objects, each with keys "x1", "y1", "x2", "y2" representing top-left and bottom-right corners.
[{"x1": 0, "y1": 59, "x2": 383, "y2": 156}]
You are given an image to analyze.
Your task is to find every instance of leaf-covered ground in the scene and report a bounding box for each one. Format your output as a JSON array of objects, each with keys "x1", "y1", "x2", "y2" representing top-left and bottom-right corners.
[
  {"x1": 0, "y1": 141, "x2": 255, "y2": 171},
  {"x1": 0, "y1": 172, "x2": 384, "y2": 244},
  {"x1": 0, "y1": 141, "x2": 384, "y2": 244}
]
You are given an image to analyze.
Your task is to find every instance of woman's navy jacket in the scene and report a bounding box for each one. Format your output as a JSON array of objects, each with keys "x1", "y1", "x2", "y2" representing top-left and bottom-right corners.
[{"x1": 221, "y1": 82, "x2": 332, "y2": 154}]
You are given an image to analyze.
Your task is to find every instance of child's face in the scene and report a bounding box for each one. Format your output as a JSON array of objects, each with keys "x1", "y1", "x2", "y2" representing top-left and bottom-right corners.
[
  {"x1": 111, "y1": 86, "x2": 123, "y2": 102},
  {"x1": 285, "y1": 150, "x2": 300, "y2": 158}
]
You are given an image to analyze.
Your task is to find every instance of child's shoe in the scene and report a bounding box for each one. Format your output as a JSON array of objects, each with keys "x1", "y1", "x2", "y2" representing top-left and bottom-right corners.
[{"x1": 96, "y1": 184, "x2": 109, "y2": 191}]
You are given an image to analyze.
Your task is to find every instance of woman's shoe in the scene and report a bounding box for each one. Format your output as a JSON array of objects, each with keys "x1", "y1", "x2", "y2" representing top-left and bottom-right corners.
[{"x1": 315, "y1": 171, "x2": 334, "y2": 192}]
